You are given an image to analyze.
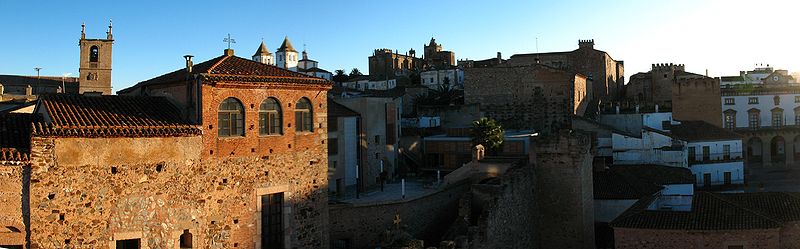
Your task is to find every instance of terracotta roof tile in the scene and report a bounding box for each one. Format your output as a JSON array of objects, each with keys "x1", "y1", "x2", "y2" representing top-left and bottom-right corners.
[
  {"x1": 611, "y1": 191, "x2": 800, "y2": 230},
  {"x1": 118, "y1": 54, "x2": 330, "y2": 94},
  {"x1": 34, "y1": 94, "x2": 199, "y2": 138}
]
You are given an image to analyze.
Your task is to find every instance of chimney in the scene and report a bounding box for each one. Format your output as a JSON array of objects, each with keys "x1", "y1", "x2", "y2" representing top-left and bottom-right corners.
[
  {"x1": 496, "y1": 52, "x2": 502, "y2": 62},
  {"x1": 615, "y1": 105, "x2": 620, "y2": 114},
  {"x1": 635, "y1": 104, "x2": 640, "y2": 113},
  {"x1": 0, "y1": 83, "x2": 4, "y2": 94},
  {"x1": 655, "y1": 104, "x2": 659, "y2": 113},
  {"x1": 25, "y1": 85, "x2": 32, "y2": 96},
  {"x1": 184, "y1": 55, "x2": 194, "y2": 73},
  {"x1": 472, "y1": 144, "x2": 485, "y2": 162},
  {"x1": 224, "y1": 49, "x2": 234, "y2": 56}
]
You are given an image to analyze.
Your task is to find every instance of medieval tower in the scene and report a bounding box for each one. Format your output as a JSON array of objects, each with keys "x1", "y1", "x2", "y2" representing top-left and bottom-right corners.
[{"x1": 78, "y1": 21, "x2": 114, "y2": 95}]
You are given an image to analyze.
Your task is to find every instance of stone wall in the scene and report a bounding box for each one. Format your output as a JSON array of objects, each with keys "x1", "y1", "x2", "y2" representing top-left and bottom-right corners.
[
  {"x1": 26, "y1": 135, "x2": 329, "y2": 248},
  {"x1": 328, "y1": 181, "x2": 470, "y2": 249},
  {"x1": 672, "y1": 77, "x2": 722, "y2": 127},
  {"x1": 469, "y1": 162, "x2": 538, "y2": 249},
  {"x1": 0, "y1": 162, "x2": 26, "y2": 247},
  {"x1": 614, "y1": 228, "x2": 780, "y2": 249},
  {"x1": 464, "y1": 64, "x2": 587, "y2": 132},
  {"x1": 533, "y1": 131, "x2": 595, "y2": 249}
]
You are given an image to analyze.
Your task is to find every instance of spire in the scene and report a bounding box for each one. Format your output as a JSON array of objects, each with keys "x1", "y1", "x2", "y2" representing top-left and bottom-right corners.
[
  {"x1": 253, "y1": 40, "x2": 271, "y2": 56},
  {"x1": 81, "y1": 22, "x2": 86, "y2": 40},
  {"x1": 429, "y1": 37, "x2": 436, "y2": 46},
  {"x1": 277, "y1": 36, "x2": 296, "y2": 52},
  {"x1": 302, "y1": 49, "x2": 308, "y2": 60},
  {"x1": 106, "y1": 19, "x2": 113, "y2": 40}
]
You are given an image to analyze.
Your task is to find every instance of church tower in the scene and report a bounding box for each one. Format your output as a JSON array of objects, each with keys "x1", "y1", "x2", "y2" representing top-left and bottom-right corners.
[
  {"x1": 78, "y1": 21, "x2": 114, "y2": 95},
  {"x1": 252, "y1": 40, "x2": 274, "y2": 65},
  {"x1": 275, "y1": 36, "x2": 298, "y2": 72}
]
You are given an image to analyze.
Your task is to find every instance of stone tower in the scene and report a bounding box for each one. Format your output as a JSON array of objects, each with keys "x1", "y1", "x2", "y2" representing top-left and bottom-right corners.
[
  {"x1": 78, "y1": 21, "x2": 114, "y2": 95},
  {"x1": 252, "y1": 40, "x2": 274, "y2": 65},
  {"x1": 275, "y1": 36, "x2": 298, "y2": 71}
]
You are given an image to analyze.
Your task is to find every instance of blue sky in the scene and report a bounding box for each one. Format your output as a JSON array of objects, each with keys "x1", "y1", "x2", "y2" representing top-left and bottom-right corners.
[{"x1": 1, "y1": 0, "x2": 798, "y2": 92}]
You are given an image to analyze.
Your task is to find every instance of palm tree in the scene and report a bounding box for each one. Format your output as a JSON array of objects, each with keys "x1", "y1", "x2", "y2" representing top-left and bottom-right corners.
[{"x1": 470, "y1": 117, "x2": 504, "y2": 155}]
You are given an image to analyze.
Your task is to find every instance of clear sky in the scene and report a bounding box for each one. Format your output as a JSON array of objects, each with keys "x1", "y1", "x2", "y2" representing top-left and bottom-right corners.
[{"x1": 1, "y1": 0, "x2": 799, "y2": 92}]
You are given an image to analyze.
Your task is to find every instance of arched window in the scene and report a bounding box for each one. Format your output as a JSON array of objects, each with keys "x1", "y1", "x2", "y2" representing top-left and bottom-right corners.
[
  {"x1": 90, "y1": 46, "x2": 99, "y2": 62},
  {"x1": 218, "y1": 98, "x2": 244, "y2": 137},
  {"x1": 179, "y1": 230, "x2": 192, "y2": 248},
  {"x1": 259, "y1": 98, "x2": 282, "y2": 135},
  {"x1": 295, "y1": 98, "x2": 313, "y2": 132}
]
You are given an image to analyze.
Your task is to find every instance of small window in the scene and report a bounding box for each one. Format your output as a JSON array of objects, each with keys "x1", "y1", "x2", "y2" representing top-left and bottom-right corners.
[
  {"x1": 374, "y1": 135, "x2": 380, "y2": 144},
  {"x1": 724, "y1": 98, "x2": 735, "y2": 105},
  {"x1": 180, "y1": 230, "x2": 193, "y2": 248},
  {"x1": 295, "y1": 98, "x2": 313, "y2": 132},
  {"x1": 748, "y1": 97, "x2": 759, "y2": 104},
  {"x1": 218, "y1": 98, "x2": 245, "y2": 137},
  {"x1": 328, "y1": 138, "x2": 338, "y2": 155},
  {"x1": 723, "y1": 144, "x2": 731, "y2": 160},
  {"x1": 116, "y1": 239, "x2": 141, "y2": 249},
  {"x1": 259, "y1": 98, "x2": 283, "y2": 135},
  {"x1": 90, "y1": 46, "x2": 99, "y2": 62}
]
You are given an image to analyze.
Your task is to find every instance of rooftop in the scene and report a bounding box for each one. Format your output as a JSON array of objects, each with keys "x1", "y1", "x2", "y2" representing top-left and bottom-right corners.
[
  {"x1": 612, "y1": 191, "x2": 800, "y2": 230},
  {"x1": 670, "y1": 120, "x2": 742, "y2": 142},
  {"x1": 119, "y1": 51, "x2": 330, "y2": 94},
  {"x1": 33, "y1": 94, "x2": 200, "y2": 138}
]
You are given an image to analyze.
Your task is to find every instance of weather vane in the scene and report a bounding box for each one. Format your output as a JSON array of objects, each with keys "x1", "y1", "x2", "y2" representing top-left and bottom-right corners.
[{"x1": 223, "y1": 34, "x2": 236, "y2": 49}]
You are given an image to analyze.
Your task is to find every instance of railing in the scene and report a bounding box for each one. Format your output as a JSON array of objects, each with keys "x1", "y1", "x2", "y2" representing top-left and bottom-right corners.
[{"x1": 688, "y1": 152, "x2": 744, "y2": 166}]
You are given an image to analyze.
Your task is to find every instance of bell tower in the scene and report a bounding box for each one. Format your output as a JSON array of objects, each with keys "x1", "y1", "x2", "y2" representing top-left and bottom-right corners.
[{"x1": 78, "y1": 20, "x2": 114, "y2": 95}]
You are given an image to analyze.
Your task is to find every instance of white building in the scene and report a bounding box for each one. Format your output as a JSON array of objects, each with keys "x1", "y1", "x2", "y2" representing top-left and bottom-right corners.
[
  {"x1": 297, "y1": 50, "x2": 333, "y2": 81},
  {"x1": 275, "y1": 36, "x2": 299, "y2": 71},
  {"x1": 600, "y1": 112, "x2": 744, "y2": 188},
  {"x1": 341, "y1": 77, "x2": 397, "y2": 91},
  {"x1": 251, "y1": 41, "x2": 274, "y2": 65},
  {"x1": 720, "y1": 66, "x2": 800, "y2": 166},
  {"x1": 420, "y1": 68, "x2": 464, "y2": 89}
]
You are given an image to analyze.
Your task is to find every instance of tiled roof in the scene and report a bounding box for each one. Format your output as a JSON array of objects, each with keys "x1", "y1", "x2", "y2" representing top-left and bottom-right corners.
[
  {"x1": 299, "y1": 67, "x2": 331, "y2": 74},
  {"x1": 0, "y1": 113, "x2": 36, "y2": 161},
  {"x1": 277, "y1": 36, "x2": 297, "y2": 52},
  {"x1": 611, "y1": 191, "x2": 800, "y2": 230},
  {"x1": 594, "y1": 165, "x2": 694, "y2": 199},
  {"x1": 253, "y1": 41, "x2": 271, "y2": 56},
  {"x1": 670, "y1": 120, "x2": 742, "y2": 142},
  {"x1": 119, "y1": 53, "x2": 330, "y2": 94},
  {"x1": 34, "y1": 94, "x2": 200, "y2": 138}
]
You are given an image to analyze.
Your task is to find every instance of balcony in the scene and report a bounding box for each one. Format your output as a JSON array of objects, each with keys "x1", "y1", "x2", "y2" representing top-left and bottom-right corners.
[{"x1": 688, "y1": 152, "x2": 744, "y2": 166}]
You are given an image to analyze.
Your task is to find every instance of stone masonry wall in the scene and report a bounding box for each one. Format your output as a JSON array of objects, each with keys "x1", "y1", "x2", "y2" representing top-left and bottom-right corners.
[
  {"x1": 614, "y1": 228, "x2": 780, "y2": 249},
  {"x1": 27, "y1": 135, "x2": 329, "y2": 249},
  {"x1": 464, "y1": 65, "x2": 587, "y2": 132},
  {"x1": 672, "y1": 77, "x2": 722, "y2": 127},
  {"x1": 471, "y1": 162, "x2": 538, "y2": 249},
  {"x1": 533, "y1": 131, "x2": 594, "y2": 249},
  {"x1": 0, "y1": 162, "x2": 26, "y2": 247},
  {"x1": 329, "y1": 181, "x2": 470, "y2": 249}
]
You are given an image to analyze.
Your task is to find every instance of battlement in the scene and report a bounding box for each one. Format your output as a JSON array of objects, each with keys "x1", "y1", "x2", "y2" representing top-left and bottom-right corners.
[
  {"x1": 651, "y1": 63, "x2": 685, "y2": 72},
  {"x1": 578, "y1": 39, "x2": 595, "y2": 49}
]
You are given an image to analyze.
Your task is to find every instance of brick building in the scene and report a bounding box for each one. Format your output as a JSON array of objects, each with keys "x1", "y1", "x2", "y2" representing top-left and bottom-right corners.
[
  {"x1": 624, "y1": 63, "x2": 722, "y2": 127},
  {"x1": 506, "y1": 39, "x2": 624, "y2": 102},
  {"x1": 423, "y1": 37, "x2": 456, "y2": 69},
  {"x1": 0, "y1": 48, "x2": 333, "y2": 248},
  {"x1": 464, "y1": 63, "x2": 590, "y2": 133},
  {"x1": 612, "y1": 191, "x2": 800, "y2": 249}
]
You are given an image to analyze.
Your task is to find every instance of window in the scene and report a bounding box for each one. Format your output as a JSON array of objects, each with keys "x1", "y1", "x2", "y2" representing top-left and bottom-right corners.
[
  {"x1": 295, "y1": 98, "x2": 313, "y2": 132},
  {"x1": 90, "y1": 46, "x2": 99, "y2": 62},
  {"x1": 724, "y1": 98, "x2": 735, "y2": 105},
  {"x1": 796, "y1": 107, "x2": 800, "y2": 126},
  {"x1": 218, "y1": 98, "x2": 244, "y2": 137},
  {"x1": 748, "y1": 109, "x2": 760, "y2": 128},
  {"x1": 328, "y1": 138, "x2": 338, "y2": 155},
  {"x1": 772, "y1": 108, "x2": 784, "y2": 127},
  {"x1": 748, "y1": 97, "x2": 759, "y2": 104},
  {"x1": 374, "y1": 135, "x2": 380, "y2": 144},
  {"x1": 795, "y1": 96, "x2": 800, "y2": 103},
  {"x1": 702, "y1": 146, "x2": 710, "y2": 161},
  {"x1": 774, "y1": 95, "x2": 781, "y2": 105},
  {"x1": 723, "y1": 144, "x2": 731, "y2": 160},
  {"x1": 116, "y1": 239, "x2": 140, "y2": 249},
  {"x1": 179, "y1": 230, "x2": 193, "y2": 248},
  {"x1": 724, "y1": 110, "x2": 736, "y2": 129},
  {"x1": 259, "y1": 98, "x2": 282, "y2": 135},
  {"x1": 261, "y1": 193, "x2": 284, "y2": 248},
  {"x1": 688, "y1": 147, "x2": 696, "y2": 162}
]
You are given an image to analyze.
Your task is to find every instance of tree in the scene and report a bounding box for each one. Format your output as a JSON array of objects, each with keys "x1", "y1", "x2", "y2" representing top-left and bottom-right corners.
[
  {"x1": 333, "y1": 69, "x2": 348, "y2": 83},
  {"x1": 470, "y1": 117, "x2": 504, "y2": 155},
  {"x1": 349, "y1": 68, "x2": 363, "y2": 77}
]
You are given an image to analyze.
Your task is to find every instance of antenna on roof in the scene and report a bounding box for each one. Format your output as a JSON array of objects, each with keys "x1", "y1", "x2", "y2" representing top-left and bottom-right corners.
[{"x1": 536, "y1": 37, "x2": 539, "y2": 53}]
